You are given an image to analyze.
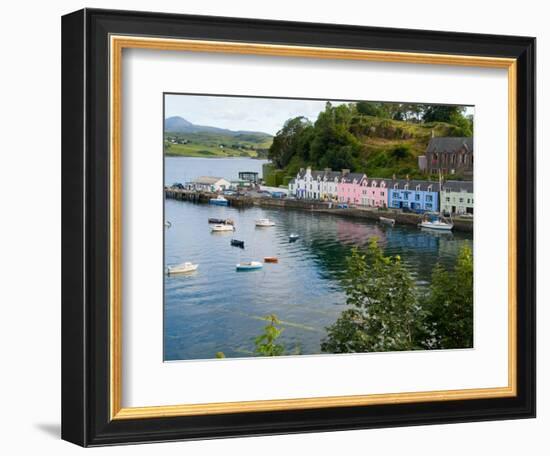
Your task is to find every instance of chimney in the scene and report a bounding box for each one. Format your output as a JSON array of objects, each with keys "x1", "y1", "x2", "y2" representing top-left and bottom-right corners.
[
  {"x1": 406, "y1": 174, "x2": 410, "y2": 181},
  {"x1": 342, "y1": 169, "x2": 350, "y2": 176},
  {"x1": 431, "y1": 129, "x2": 435, "y2": 138},
  {"x1": 392, "y1": 173, "x2": 396, "y2": 181}
]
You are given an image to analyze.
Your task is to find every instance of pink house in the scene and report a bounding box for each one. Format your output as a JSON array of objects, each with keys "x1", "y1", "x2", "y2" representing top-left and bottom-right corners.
[
  {"x1": 337, "y1": 172, "x2": 366, "y2": 205},
  {"x1": 360, "y1": 179, "x2": 389, "y2": 208}
]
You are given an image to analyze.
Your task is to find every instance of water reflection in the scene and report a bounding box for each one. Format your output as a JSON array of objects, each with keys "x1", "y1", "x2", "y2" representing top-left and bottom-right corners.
[{"x1": 164, "y1": 200, "x2": 472, "y2": 361}]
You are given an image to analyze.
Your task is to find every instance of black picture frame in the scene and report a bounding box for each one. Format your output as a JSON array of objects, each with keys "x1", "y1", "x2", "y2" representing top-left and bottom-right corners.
[{"x1": 62, "y1": 8, "x2": 536, "y2": 447}]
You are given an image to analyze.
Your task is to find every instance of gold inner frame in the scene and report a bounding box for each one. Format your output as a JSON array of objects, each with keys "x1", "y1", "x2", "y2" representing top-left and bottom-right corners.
[{"x1": 109, "y1": 35, "x2": 518, "y2": 420}]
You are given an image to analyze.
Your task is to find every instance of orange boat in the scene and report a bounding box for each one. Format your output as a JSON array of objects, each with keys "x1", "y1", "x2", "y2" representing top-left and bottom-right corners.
[{"x1": 264, "y1": 257, "x2": 279, "y2": 263}]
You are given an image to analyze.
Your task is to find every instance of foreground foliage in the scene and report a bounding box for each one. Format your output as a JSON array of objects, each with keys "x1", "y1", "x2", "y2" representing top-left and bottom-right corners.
[
  {"x1": 322, "y1": 239, "x2": 474, "y2": 353},
  {"x1": 254, "y1": 314, "x2": 286, "y2": 356}
]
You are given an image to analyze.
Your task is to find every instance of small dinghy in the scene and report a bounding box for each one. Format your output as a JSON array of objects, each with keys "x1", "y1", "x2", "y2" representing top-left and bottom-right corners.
[
  {"x1": 289, "y1": 233, "x2": 299, "y2": 242},
  {"x1": 379, "y1": 216, "x2": 395, "y2": 226},
  {"x1": 236, "y1": 261, "x2": 263, "y2": 271},
  {"x1": 255, "y1": 218, "x2": 275, "y2": 227},
  {"x1": 211, "y1": 224, "x2": 235, "y2": 233},
  {"x1": 167, "y1": 262, "x2": 198, "y2": 275},
  {"x1": 264, "y1": 256, "x2": 278, "y2": 263},
  {"x1": 164, "y1": 221, "x2": 172, "y2": 228},
  {"x1": 230, "y1": 239, "x2": 245, "y2": 248}
]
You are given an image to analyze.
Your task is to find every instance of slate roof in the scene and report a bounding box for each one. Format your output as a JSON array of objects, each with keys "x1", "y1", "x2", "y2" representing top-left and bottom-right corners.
[
  {"x1": 426, "y1": 137, "x2": 473, "y2": 154},
  {"x1": 389, "y1": 179, "x2": 440, "y2": 192},
  {"x1": 296, "y1": 169, "x2": 345, "y2": 180},
  {"x1": 441, "y1": 180, "x2": 474, "y2": 192},
  {"x1": 340, "y1": 173, "x2": 366, "y2": 183}
]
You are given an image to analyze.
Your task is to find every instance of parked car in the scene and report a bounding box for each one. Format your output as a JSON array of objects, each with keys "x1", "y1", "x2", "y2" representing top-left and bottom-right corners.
[{"x1": 337, "y1": 203, "x2": 349, "y2": 209}]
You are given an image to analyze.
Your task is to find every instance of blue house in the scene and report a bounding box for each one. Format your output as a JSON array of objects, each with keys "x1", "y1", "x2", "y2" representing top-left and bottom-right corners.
[{"x1": 388, "y1": 180, "x2": 440, "y2": 212}]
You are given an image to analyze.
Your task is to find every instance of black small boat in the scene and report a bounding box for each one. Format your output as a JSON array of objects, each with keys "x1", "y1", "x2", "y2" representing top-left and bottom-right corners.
[
  {"x1": 209, "y1": 217, "x2": 234, "y2": 225},
  {"x1": 230, "y1": 239, "x2": 245, "y2": 248}
]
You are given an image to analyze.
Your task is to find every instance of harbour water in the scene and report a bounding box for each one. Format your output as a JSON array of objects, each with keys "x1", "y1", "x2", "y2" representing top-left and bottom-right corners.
[{"x1": 164, "y1": 158, "x2": 473, "y2": 361}]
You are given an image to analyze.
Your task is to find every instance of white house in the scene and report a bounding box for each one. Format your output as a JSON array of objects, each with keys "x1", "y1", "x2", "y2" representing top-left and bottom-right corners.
[
  {"x1": 290, "y1": 167, "x2": 340, "y2": 200},
  {"x1": 440, "y1": 181, "x2": 474, "y2": 215},
  {"x1": 319, "y1": 170, "x2": 341, "y2": 201},
  {"x1": 191, "y1": 176, "x2": 231, "y2": 192}
]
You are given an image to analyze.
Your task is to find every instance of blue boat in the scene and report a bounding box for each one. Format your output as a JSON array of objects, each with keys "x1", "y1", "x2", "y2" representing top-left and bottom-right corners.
[
  {"x1": 236, "y1": 261, "x2": 263, "y2": 271},
  {"x1": 289, "y1": 233, "x2": 300, "y2": 242},
  {"x1": 209, "y1": 196, "x2": 229, "y2": 206}
]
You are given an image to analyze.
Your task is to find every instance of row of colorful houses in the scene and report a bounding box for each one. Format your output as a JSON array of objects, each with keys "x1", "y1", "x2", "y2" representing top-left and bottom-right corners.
[{"x1": 288, "y1": 167, "x2": 474, "y2": 215}]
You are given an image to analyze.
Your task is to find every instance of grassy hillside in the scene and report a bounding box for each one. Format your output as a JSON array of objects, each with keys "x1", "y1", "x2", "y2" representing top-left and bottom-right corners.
[
  {"x1": 164, "y1": 131, "x2": 273, "y2": 158},
  {"x1": 355, "y1": 117, "x2": 465, "y2": 179},
  {"x1": 273, "y1": 116, "x2": 469, "y2": 183}
]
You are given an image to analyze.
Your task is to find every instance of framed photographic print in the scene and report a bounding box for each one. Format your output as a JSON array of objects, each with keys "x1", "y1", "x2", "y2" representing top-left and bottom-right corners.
[{"x1": 61, "y1": 8, "x2": 536, "y2": 447}]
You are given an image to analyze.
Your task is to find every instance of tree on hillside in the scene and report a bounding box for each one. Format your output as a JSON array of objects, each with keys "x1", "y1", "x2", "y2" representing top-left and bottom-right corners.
[
  {"x1": 268, "y1": 116, "x2": 312, "y2": 168},
  {"x1": 422, "y1": 105, "x2": 473, "y2": 136},
  {"x1": 321, "y1": 240, "x2": 424, "y2": 353},
  {"x1": 309, "y1": 103, "x2": 361, "y2": 171}
]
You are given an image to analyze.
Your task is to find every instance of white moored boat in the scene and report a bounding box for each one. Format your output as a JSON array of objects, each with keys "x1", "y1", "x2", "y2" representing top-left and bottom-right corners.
[
  {"x1": 419, "y1": 216, "x2": 453, "y2": 231},
  {"x1": 379, "y1": 216, "x2": 395, "y2": 226},
  {"x1": 236, "y1": 261, "x2": 263, "y2": 271},
  {"x1": 255, "y1": 218, "x2": 275, "y2": 227},
  {"x1": 211, "y1": 224, "x2": 235, "y2": 232},
  {"x1": 167, "y1": 262, "x2": 198, "y2": 275}
]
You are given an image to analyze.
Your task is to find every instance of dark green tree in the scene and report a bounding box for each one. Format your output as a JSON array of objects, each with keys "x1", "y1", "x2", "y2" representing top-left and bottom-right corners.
[
  {"x1": 268, "y1": 116, "x2": 312, "y2": 168},
  {"x1": 423, "y1": 246, "x2": 474, "y2": 349},
  {"x1": 322, "y1": 239, "x2": 424, "y2": 353},
  {"x1": 309, "y1": 104, "x2": 361, "y2": 171}
]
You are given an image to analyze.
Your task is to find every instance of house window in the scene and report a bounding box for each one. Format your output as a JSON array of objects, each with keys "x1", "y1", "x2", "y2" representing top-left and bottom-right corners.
[
  {"x1": 446, "y1": 197, "x2": 450, "y2": 202},
  {"x1": 426, "y1": 195, "x2": 432, "y2": 202},
  {"x1": 459, "y1": 198, "x2": 464, "y2": 203},
  {"x1": 415, "y1": 194, "x2": 420, "y2": 201},
  {"x1": 381, "y1": 192, "x2": 384, "y2": 196}
]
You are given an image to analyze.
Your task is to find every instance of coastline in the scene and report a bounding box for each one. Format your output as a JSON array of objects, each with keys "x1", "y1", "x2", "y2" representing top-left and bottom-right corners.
[{"x1": 165, "y1": 188, "x2": 473, "y2": 233}]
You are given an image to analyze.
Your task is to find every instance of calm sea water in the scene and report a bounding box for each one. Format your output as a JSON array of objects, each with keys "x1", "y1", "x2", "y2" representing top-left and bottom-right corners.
[
  {"x1": 165, "y1": 156, "x2": 268, "y2": 185},
  {"x1": 164, "y1": 157, "x2": 473, "y2": 361}
]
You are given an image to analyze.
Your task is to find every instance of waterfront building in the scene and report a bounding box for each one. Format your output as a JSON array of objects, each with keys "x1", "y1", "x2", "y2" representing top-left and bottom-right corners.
[
  {"x1": 319, "y1": 169, "x2": 341, "y2": 201},
  {"x1": 337, "y1": 172, "x2": 367, "y2": 205},
  {"x1": 388, "y1": 179, "x2": 440, "y2": 212},
  {"x1": 440, "y1": 180, "x2": 474, "y2": 215},
  {"x1": 423, "y1": 137, "x2": 473, "y2": 178},
  {"x1": 191, "y1": 176, "x2": 231, "y2": 192},
  {"x1": 290, "y1": 167, "x2": 340, "y2": 200},
  {"x1": 360, "y1": 178, "x2": 390, "y2": 208},
  {"x1": 238, "y1": 171, "x2": 259, "y2": 184}
]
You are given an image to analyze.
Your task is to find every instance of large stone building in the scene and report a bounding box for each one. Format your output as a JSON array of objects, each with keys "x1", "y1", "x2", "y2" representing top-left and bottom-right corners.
[{"x1": 419, "y1": 137, "x2": 473, "y2": 178}]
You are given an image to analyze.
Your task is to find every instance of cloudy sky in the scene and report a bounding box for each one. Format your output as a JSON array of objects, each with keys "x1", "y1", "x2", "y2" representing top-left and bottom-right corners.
[{"x1": 164, "y1": 94, "x2": 474, "y2": 135}]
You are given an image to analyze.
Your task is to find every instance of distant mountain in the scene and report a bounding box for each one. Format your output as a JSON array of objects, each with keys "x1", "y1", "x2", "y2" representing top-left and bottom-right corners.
[{"x1": 164, "y1": 116, "x2": 271, "y2": 138}]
